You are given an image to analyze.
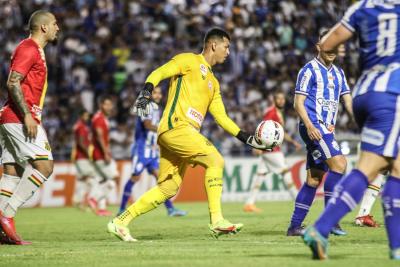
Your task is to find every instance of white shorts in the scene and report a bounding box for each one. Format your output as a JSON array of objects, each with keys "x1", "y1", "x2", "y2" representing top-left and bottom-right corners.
[
  {"x1": 93, "y1": 159, "x2": 119, "y2": 180},
  {"x1": 257, "y1": 151, "x2": 287, "y2": 174},
  {"x1": 75, "y1": 159, "x2": 96, "y2": 179},
  {"x1": 0, "y1": 123, "x2": 53, "y2": 166}
]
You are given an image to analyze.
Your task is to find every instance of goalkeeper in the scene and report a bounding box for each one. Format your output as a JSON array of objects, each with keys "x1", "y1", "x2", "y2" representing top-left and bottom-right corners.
[{"x1": 107, "y1": 28, "x2": 269, "y2": 241}]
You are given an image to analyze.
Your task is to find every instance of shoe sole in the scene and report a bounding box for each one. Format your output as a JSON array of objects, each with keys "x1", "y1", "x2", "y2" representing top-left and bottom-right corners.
[
  {"x1": 303, "y1": 233, "x2": 327, "y2": 260},
  {"x1": 210, "y1": 225, "x2": 243, "y2": 239}
]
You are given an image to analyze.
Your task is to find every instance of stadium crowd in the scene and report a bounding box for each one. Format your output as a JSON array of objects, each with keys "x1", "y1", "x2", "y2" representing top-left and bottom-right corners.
[{"x1": 0, "y1": 0, "x2": 359, "y2": 160}]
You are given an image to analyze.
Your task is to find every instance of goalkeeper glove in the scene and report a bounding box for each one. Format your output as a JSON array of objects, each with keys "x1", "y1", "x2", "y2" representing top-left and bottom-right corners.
[
  {"x1": 236, "y1": 130, "x2": 272, "y2": 151},
  {"x1": 131, "y1": 83, "x2": 154, "y2": 117}
]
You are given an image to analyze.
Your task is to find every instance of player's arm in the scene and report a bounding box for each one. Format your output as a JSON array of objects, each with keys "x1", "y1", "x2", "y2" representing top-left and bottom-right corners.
[
  {"x1": 209, "y1": 88, "x2": 269, "y2": 150},
  {"x1": 320, "y1": 2, "x2": 357, "y2": 53},
  {"x1": 294, "y1": 94, "x2": 322, "y2": 141},
  {"x1": 341, "y1": 93, "x2": 354, "y2": 121},
  {"x1": 94, "y1": 127, "x2": 111, "y2": 163},
  {"x1": 143, "y1": 120, "x2": 158, "y2": 132},
  {"x1": 133, "y1": 55, "x2": 191, "y2": 116},
  {"x1": 6, "y1": 71, "x2": 37, "y2": 140},
  {"x1": 283, "y1": 131, "x2": 302, "y2": 150}
]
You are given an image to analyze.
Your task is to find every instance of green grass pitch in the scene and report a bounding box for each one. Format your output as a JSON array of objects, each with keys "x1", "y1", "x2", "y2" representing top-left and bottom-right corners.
[{"x1": 0, "y1": 200, "x2": 397, "y2": 267}]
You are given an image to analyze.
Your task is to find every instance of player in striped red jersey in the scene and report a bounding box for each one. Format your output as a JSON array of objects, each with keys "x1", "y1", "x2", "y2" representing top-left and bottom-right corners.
[
  {"x1": 244, "y1": 90, "x2": 302, "y2": 213},
  {"x1": 0, "y1": 10, "x2": 59, "y2": 244}
]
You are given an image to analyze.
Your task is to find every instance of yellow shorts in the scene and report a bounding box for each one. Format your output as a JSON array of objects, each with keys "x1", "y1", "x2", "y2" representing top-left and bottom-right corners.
[{"x1": 157, "y1": 126, "x2": 220, "y2": 183}]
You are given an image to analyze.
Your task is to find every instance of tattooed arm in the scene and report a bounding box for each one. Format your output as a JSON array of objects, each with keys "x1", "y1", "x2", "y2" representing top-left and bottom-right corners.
[{"x1": 6, "y1": 70, "x2": 38, "y2": 140}]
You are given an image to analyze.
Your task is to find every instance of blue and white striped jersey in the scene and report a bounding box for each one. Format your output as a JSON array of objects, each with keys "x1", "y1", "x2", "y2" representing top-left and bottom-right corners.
[
  {"x1": 132, "y1": 104, "x2": 159, "y2": 159},
  {"x1": 295, "y1": 58, "x2": 350, "y2": 133},
  {"x1": 341, "y1": 0, "x2": 400, "y2": 96}
]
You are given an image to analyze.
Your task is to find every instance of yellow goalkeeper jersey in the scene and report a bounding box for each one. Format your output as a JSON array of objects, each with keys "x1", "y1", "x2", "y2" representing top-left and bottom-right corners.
[{"x1": 145, "y1": 53, "x2": 240, "y2": 136}]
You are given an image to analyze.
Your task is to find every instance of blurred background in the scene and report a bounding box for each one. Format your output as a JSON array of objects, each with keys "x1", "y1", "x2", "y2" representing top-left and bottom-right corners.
[{"x1": 0, "y1": 0, "x2": 360, "y2": 160}]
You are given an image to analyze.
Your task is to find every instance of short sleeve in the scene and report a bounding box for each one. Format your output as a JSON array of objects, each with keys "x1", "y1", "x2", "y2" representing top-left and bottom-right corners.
[
  {"x1": 295, "y1": 67, "x2": 314, "y2": 96},
  {"x1": 341, "y1": 1, "x2": 364, "y2": 33},
  {"x1": 10, "y1": 44, "x2": 38, "y2": 77},
  {"x1": 340, "y1": 69, "x2": 351, "y2": 96}
]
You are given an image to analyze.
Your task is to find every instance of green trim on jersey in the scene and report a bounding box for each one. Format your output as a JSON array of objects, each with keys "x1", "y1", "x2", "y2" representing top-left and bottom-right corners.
[{"x1": 168, "y1": 76, "x2": 183, "y2": 130}]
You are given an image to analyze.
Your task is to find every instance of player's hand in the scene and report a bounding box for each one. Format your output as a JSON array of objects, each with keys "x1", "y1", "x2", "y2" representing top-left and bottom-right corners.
[
  {"x1": 306, "y1": 125, "x2": 322, "y2": 141},
  {"x1": 236, "y1": 131, "x2": 272, "y2": 151},
  {"x1": 23, "y1": 113, "x2": 38, "y2": 141},
  {"x1": 104, "y1": 153, "x2": 111, "y2": 164},
  {"x1": 252, "y1": 148, "x2": 264, "y2": 156},
  {"x1": 131, "y1": 83, "x2": 153, "y2": 117}
]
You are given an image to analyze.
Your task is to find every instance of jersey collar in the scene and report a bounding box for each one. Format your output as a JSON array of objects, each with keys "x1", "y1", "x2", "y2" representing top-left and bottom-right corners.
[
  {"x1": 199, "y1": 54, "x2": 213, "y2": 73},
  {"x1": 314, "y1": 57, "x2": 333, "y2": 72}
]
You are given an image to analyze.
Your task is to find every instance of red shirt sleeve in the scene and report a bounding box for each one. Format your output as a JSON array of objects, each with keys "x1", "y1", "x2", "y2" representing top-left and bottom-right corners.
[
  {"x1": 263, "y1": 108, "x2": 278, "y2": 122},
  {"x1": 10, "y1": 44, "x2": 38, "y2": 77}
]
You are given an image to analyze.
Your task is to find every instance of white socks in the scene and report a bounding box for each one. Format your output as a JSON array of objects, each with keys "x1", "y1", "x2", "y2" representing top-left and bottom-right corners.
[
  {"x1": 2, "y1": 169, "x2": 47, "y2": 218},
  {"x1": 0, "y1": 174, "x2": 21, "y2": 211},
  {"x1": 246, "y1": 173, "x2": 267, "y2": 205},
  {"x1": 357, "y1": 173, "x2": 385, "y2": 217}
]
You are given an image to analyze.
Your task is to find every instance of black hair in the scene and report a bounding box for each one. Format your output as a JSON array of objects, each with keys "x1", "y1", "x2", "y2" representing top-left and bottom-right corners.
[
  {"x1": 204, "y1": 28, "x2": 230, "y2": 44},
  {"x1": 98, "y1": 94, "x2": 113, "y2": 104}
]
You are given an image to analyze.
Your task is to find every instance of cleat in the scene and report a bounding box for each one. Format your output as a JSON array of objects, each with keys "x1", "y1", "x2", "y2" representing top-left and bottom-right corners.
[
  {"x1": 390, "y1": 248, "x2": 400, "y2": 260},
  {"x1": 167, "y1": 208, "x2": 187, "y2": 217},
  {"x1": 107, "y1": 219, "x2": 137, "y2": 242},
  {"x1": 208, "y1": 219, "x2": 243, "y2": 238},
  {"x1": 88, "y1": 197, "x2": 98, "y2": 213},
  {"x1": 243, "y1": 204, "x2": 262, "y2": 213},
  {"x1": 330, "y1": 224, "x2": 347, "y2": 236},
  {"x1": 355, "y1": 215, "x2": 379, "y2": 227},
  {"x1": 96, "y1": 209, "x2": 113, "y2": 217},
  {"x1": 287, "y1": 225, "x2": 305, "y2": 236},
  {"x1": 0, "y1": 214, "x2": 22, "y2": 244},
  {"x1": 302, "y1": 226, "x2": 328, "y2": 260}
]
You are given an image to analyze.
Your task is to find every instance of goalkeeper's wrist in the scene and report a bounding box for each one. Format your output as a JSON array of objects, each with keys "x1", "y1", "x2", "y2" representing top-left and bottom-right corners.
[
  {"x1": 236, "y1": 130, "x2": 251, "y2": 143},
  {"x1": 143, "y1": 82, "x2": 154, "y2": 93}
]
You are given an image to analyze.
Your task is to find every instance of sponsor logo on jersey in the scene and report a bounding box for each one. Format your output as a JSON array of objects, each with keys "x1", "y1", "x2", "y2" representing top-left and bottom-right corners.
[
  {"x1": 31, "y1": 105, "x2": 43, "y2": 120},
  {"x1": 187, "y1": 107, "x2": 204, "y2": 126},
  {"x1": 208, "y1": 80, "x2": 213, "y2": 90},
  {"x1": 200, "y1": 64, "x2": 208, "y2": 76},
  {"x1": 317, "y1": 98, "x2": 338, "y2": 112}
]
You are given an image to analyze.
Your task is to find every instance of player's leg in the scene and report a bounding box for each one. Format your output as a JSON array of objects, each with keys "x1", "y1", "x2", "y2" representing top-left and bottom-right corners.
[
  {"x1": 73, "y1": 159, "x2": 95, "y2": 210},
  {"x1": 324, "y1": 154, "x2": 348, "y2": 236},
  {"x1": 304, "y1": 92, "x2": 397, "y2": 259},
  {"x1": 264, "y1": 152, "x2": 298, "y2": 199},
  {"x1": 108, "y1": 144, "x2": 184, "y2": 241},
  {"x1": 92, "y1": 160, "x2": 117, "y2": 216},
  {"x1": 119, "y1": 155, "x2": 143, "y2": 214},
  {"x1": 287, "y1": 167, "x2": 324, "y2": 236},
  {"x1": 355, "y1": 173, "x2": 385, "y2": 227},
  {"x1": 244, "y1": 154, "x2": 268, "y2": 213},
  {"x1": 382, "y1": 154, "x2": 400, "y2": 259},
  {"x1": 0, "y1": 124, "x2": 53, "y2": 244},
  {"x1": 149, "y1": 168, "x2": 187, "y2": 217}
]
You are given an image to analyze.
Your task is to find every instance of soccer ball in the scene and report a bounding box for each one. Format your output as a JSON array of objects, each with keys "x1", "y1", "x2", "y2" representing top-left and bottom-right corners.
[{"x1": 255, "y1": 120, "x2": 284, "y2": 149}]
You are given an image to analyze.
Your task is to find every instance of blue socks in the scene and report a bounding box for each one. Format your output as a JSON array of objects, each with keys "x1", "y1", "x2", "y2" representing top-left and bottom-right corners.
[
  {"x1": 315, "y1": 169, "x2": 368, "y2": 238},
  {"x1": 324, "y1": 170, "x2": 343, "y2": 206},
  {"x1": 164, "y1": 199, "x2": 174, "y2": 210},
  {"x1": 119, "y1": 179, "x2": 135, "y2": 212},
  {"x1": 290, "y1": 183, "x2": 317, "y2": 228},
  {"x1": 382, "y1": 176, "x2": 400, "y2": 250}
]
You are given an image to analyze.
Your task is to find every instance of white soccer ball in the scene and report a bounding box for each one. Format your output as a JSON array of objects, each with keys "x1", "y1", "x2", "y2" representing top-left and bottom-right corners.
[{"x1": 255, "y1": 120, "x2": 284, "y2": 149}]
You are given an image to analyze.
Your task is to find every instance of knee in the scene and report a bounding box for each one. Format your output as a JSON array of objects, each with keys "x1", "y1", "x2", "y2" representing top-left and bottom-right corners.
[
  {"x1": 306, "y1": 176, "x2": 321, "y2": 188},
  {"x1": 330, "y1": 157, "x2": 347, "y2": 174},
  {"x1": 158, "y1": 175, "x2": 181, "y2": 199},
  {"x1": 33, "y1": 160, "x2": 54, "y2": 178},
  {"x1": 211, "y1": 152, "x2": 224, "y2": 169},
  {"x1": 131, "y1": 175, "x2": 141, "y2": 182}
]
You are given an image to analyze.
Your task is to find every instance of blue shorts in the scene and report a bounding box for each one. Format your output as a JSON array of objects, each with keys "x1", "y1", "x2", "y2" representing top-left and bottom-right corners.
[
  {"x1": 131, "y1": 155, "x2": 159, "y2": 176},
  {"x1": 299, "y1": 123, "x2": 342, "y2": 171},
  {"x1": 353, "y1": 92, "x2": 400, "y2": 158}
]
